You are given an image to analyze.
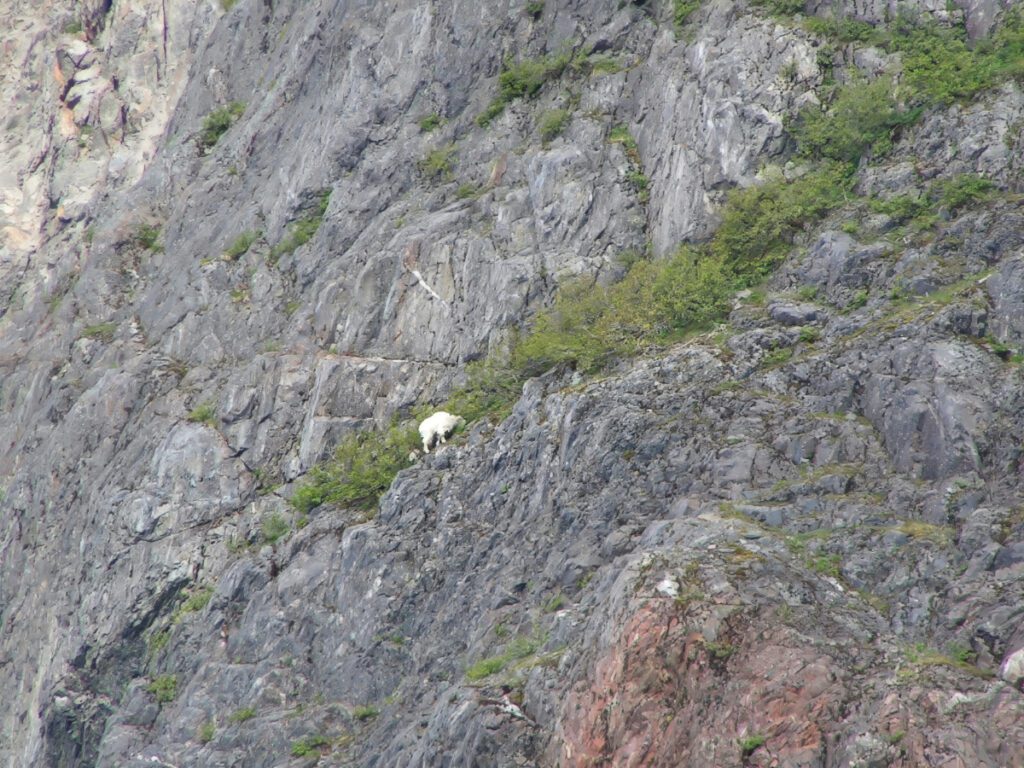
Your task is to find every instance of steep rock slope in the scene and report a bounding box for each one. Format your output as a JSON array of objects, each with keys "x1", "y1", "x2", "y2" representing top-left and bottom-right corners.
[{"x1": 1, "y1": 0, "x2": 1023, "y2": 766}]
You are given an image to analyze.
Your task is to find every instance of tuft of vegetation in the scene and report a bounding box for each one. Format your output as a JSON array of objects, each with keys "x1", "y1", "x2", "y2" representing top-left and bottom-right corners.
[
  {"x1": 260, "y1": 513, "x2": 291, "y2": 545},
  {"x1": 198, "y1": 101, "x2": 246, "y2": 153},
  {"x1": 525, "y1": 1, "x2": 544, "y2": 20},
  {"x1": 673, "y1": 0, "x2": 701, "y2": 28},
  {"x1": 81, "y1": 322, "x2": 117, "y2": 342},
  {"x1": 544, "y1": 594, "x2": 566, "y2": 613},
  {"x1": 477, "y1": 49, "x2": 573, "y2": 126},
  {"x1": 269, "y1": 190, "x2": 330, "y2": 263},
  {"x1": 173, "y1": 586, "x2": 214, "y2": 623},
  {"x1": 538, "y1": 108, "x2": 571, "y2": 142},
  {"x1": 199, "y1": 720, "x2": 216, "y2": 744},
  {"x1": 290, "y1": 422, "x2": 420, "y2": 514},
  {"x1": 455, "y1": 183, "x2": 482, "y2": 200},
  {"x1": 229, "y1": 706, "x2": 257, "y2": 723},
  {"x1": 187, "y1": 402, "x2": 217, "y2": 426},
  {"x1": 465, "y1": 636, "x2": 541, "y2": 681},
  {"x1": 148, "y1": 628, "x2": 170, "y2": 656},
  {"x1": 222, "y1": 230, "x2": 260, "y2": 261},
  {"x1": 64, "y1": 19, "x2": 83, "y2": 34},
  {"x1": 220, "y1": 0, "x2": 238, "y2": 9},
  {"x1": 739, "y1": 733, "x2": 767, "y2": 756},
  {"x1": 418, "y1": 113, "x2": 443, "y2": 132},
  {"x1": 147, "y1": 675, "x2": 178, "y2": 704},
  {"x1": 419, "y1": 144, "x2": 457, "y2": 180},
  {"x1": 752, "y1": 0, "x2": 806, "y2": 16},
  {"x1": 290, "y1": 734, "x2": 330, "y2": 757},
  {"x1": 352, "y1": 705, "x2": 380, "y2": 721},
  {"x1": 932, "y1": 173, "x2": 995, "y2": 214},
  {"x1": 790, "y1": 77, "x2": 920, "y2": 163},
  {"x1": 132, "y1": 223, "x2": 163, "y2": 252}
]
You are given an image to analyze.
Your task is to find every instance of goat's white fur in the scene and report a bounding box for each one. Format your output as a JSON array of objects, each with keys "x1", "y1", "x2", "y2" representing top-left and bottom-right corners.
[{"x1": 419, "y1": 411, "x2": 463, "y2": 453}]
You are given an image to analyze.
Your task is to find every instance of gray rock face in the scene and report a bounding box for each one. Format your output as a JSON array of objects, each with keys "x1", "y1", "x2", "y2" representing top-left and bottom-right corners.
[{"x1": 2, "y1": 0, "x2": 1024, "y2": 766}]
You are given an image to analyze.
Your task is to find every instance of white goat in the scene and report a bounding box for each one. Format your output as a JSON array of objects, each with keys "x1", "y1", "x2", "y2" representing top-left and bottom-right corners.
[{"x1": 418, "y1": 411, "x2": 464, "y2": 453}]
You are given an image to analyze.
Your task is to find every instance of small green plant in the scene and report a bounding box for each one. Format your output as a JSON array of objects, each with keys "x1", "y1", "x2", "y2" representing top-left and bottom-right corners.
[
  {"x1": 290, "y1": 734, "x2": 330, "y2": 757},
  {"x1": 419, "y1": 144, "x2": 457, "y2": 180},
  {"x1": 291, "y1": 421, "x2": 420, "y2": 514},
  {"x1": 173, "y1": 585, "x2": 214, "y2": 623},
  {"x1": 589, "y1": 55, "x2": 623, "y2": 75},
  {"x1": 932, "y1": 173, "x2": 994, "y2": 214},
  {"x1": 148, "y1": 629, "x2": 170, "y2": 655},
  {"x1": 229, "y1": 706, "x2": 257, "y2": 723},
  {"x1": 81, "y1": 322, "x2": 117, "y2": 342},
  {"x1": 608, "y1": 124, "x2": 640, "y2": 160},
  {"x1": 848, "y1": 289, "x2": 869, "y2": 309},
  {"x1": 418, "y1": 113, "x2": 443, "y2": 132},
  {"x1": 132, "y1": 223, "x2": 163, "y2": 252},
  {"x1": 269, "y1": 190, "x2": 330, "y2": 262},
  {"x1": 220, "y1": 0, "x2": 238, "y2": 9},
  {"x1": 625, "y1": 169, "x2": 650, "y2": 202},
  {"x1": 455, "y1": 183, "x2": 481, "y2": 200},
  {"x1": 544, "y1": 594, "x2": 566, "y2": 613},
  {"x1": 739, "y1": 733, "x2": 767, "y2": 756},
  {"x1": 187, "y1": 402, "x2": 217, "y2": 426},
  {"x1": 64, "y1": 19, "x2": 83, "y2": 34},
  {"x1": 260, "y1": 513, "x2": 291, "y2": 545},
  {"x1": 199, "y1": 720, "x2": 216, "y2": 743},
  {"x1": 477, "y1": 49, "x2": 573, "y2": 126},
  {"x1": 798, "y1": 326, "x2": 821, "y2": 343},
  {"x1": 223, "y1": 230, "x2": 260, "y2": 261},
  {"x1": 538, "y1": 108, "x2": 571, "y2": 142},
  {"x1": 704, "y1": 641, "x2": 736, "y2": 660},
  {"x1": 809, "y1": 553, "x2": 842, "y2": 578},
  {"x1": 752, "y1": 0, "x2": 806, "y2": 16},
  {"x1": 352, "y1": 705, "x2": 380, "y2": 721},
  {"x1": 673, "y1": 0, "x2": 701, "y2": 28},
  {"x1": 147, "y1": 675, "x2": 178, "y2": 704},
  {"x1": 198, "y1": 101, "x2": 246, "y2": 153},
  {"x1": 525, "y1": 1, "x2": 544, "y2": 19},
  {"x1": 466, "y1": 636, "x2": 541, "y2": 681}
]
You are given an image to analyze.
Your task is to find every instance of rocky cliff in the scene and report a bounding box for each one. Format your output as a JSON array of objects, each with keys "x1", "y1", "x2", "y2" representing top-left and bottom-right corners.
[{"x1": 1, "y1": 0, "x2": 1023, "y2": 766}]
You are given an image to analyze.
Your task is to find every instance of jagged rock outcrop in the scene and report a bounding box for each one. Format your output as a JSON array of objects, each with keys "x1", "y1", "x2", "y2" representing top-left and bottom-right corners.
[{"x1": 1, "y1": 0, "x2": 1023, "y2": 766}]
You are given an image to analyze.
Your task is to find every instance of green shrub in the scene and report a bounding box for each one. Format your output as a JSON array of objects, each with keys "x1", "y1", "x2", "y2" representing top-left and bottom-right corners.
[
  {"x1": 466, "y1": 636, "x2": 541, "y2": 681},
  {"x1": 198, "y1": 101, "x2": 245, "y2": 152},
  {"x1": 739, "y1": 733, "x2": 767, "y2": 755},
  {"x1": 187, "y1": 402, "x2": 217, "y2": 426},
  {"x1": 269, "y1": 191, "x2": 330, "y2": 262},
  {"x1": 147, "y1": 675, "x2": 178, "y2": 704},
  {"x1": 418, "y1": 113, "x2": 443, "y2": 132},
  {"x1": 790, "y1": 77, "x2": 920, "y2": 163},
  {"x1": 419, "y1": 144, "x2": 457, "y2": 180},
  {"x1": 869, "y1": 193, "x2": 930, "y2": 224},
  {"x1": 711, "y1": 163, "x2": 853, "y2": 278},
  {"x1": 932, "y1": 173, "x2": 994, "y2": 214},
  {"x1": 223, "y1": 230, "x2": 260, "y2": 261},
  {"x1": 752, "y1": 0, "x2": 805, "y2": 16},
  {"x1": 133, "y1": 223, "x2": 163, "y2": 252},
  {"x1": 260, "y1": 513, "x2": 291, "y2": 544},
  {"x1": 352, "y1": 705, "x2": 380, "y2": 721},
  {"x1": 525, "y1": 1, "x2": 544, "y2": 19},
  {"x1": 538, "y1": 109, "x2": 571, "y2": 141},
  {"x1": 64, "y1": 19, "x2": 83, "y2": 34},
  {"x1": 81, "y1": 322, "x2": 117, "y2": 342},
  {"x1": 455, "y1": 183, "x2": 481, "y2": 200},
  {"x1": 798, "y1": 326, "x2": 821, "y2": 343},
  {"x1": 229, "y1": 706, "x2": 256, "y2": 723},
  {"x1": 173, "y1": 586, "x2": 213, "y2": 623},
  {"x1": 673, "y1": 0, "x2": 701, "y2": 28},
  {"x1": 477, "y1": 50, "x2": 573, "y2": 126},
  {"x1": 199, "y1": 721, "x2": 216, "y2": 743},
  {"x1": 290, "y1": 422, "x2": 420, "y2": 514},
  {"x1": 803, "y1": 15, "x2": 881, "y2": 44},
  {"x1": 290, "y1": 735, "x2": 330, "y2": 757},
  {"x1": 220, "y1": 0, "x2": 238, "y2": 9},
  {"x1": 589, "y1": 55, "x2": 623, "y2": 75},
  {"x1": 608, "y1": 124, "x2": 640, "y2": 161}
]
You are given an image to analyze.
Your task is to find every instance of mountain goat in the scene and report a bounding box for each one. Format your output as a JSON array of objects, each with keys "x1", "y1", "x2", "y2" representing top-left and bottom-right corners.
[{"x1": 418, "y1": 411, "x2": 464, "y2": 453}]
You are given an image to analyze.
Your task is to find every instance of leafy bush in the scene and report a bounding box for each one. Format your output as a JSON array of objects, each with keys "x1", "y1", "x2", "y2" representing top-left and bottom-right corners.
[
  {"x1": 418, "y1": 113, "x2": 443, "y2": 132},
  {"x1": 674, "y1": 0, "x2": 701, "y2": 28},
  {"x1": 222, "y1": 230, "x2": 260, "y2": 261},
  {"x1": 290, "y1": 422, "x2": 420, "y2": 514},
  {"x1": 711, "y1": 163, "x2": 853, "y2": 278},
  {"x1": 147, "y1": 675, "x2": 178, "y2": 704},
  {"x1": 198, "y1": 101, "x2": 245, "y2": 153},
  {"x1": 739, "y1": 733, "x2": 767, "y2": 755},
  {"x1": 538, "y1": 108, "x2": 571, "y2": 141},
  {"x1": 466, "y1": 636, "x2": 541, "y2": 681},
  {"x1": 790, "y1": 77, "x2": 920, "y2": 162},
  {"x1": 81, "y1": 322, "x2": 116, "y2": 342},
  {"x1": 932, "y1": 173, "x2": 994, "y2": 214},
  {"x1": 199, "y1": 721, "x2": 216, "y2": 743},
  {"x1": 352, "y1": 705, "x2": 380, "y2": 721},
  {"x1": 269, "y1": 191, "x2": 330, "y2": 262},
  {"x1": 132, "y1": 223, "x2": 162, "y2": 252},
  {"x1": 525, "y1": 1, "x2": 544, "y2": 19},
  {"x1": 477, "y1": 50, "x2": 572, "y2": 126},
  {"x1": 173, "y1": 586, "x2": 213, "y2": 623},
  {"x1": 803, "y1": 15, "x2": 881, "y2": 44},
  {"x1": 187, "y1": 402, "x2": 217, "y2": 426},
  {"x1": 229, "y1": 706, "x2": 256, "y2": 723},
  {"x1": 291, "y1": 735, "x2": 330, "y2": 757},
  {"x1": 419, "y1": 144, "x2": 457, "y2": 180},
  {"x1": 260, "y1": 513, "x2": 291, "y2": 544},
  {"x1": 752, "y1": 0, "x2": 806, "y2": 16}
]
